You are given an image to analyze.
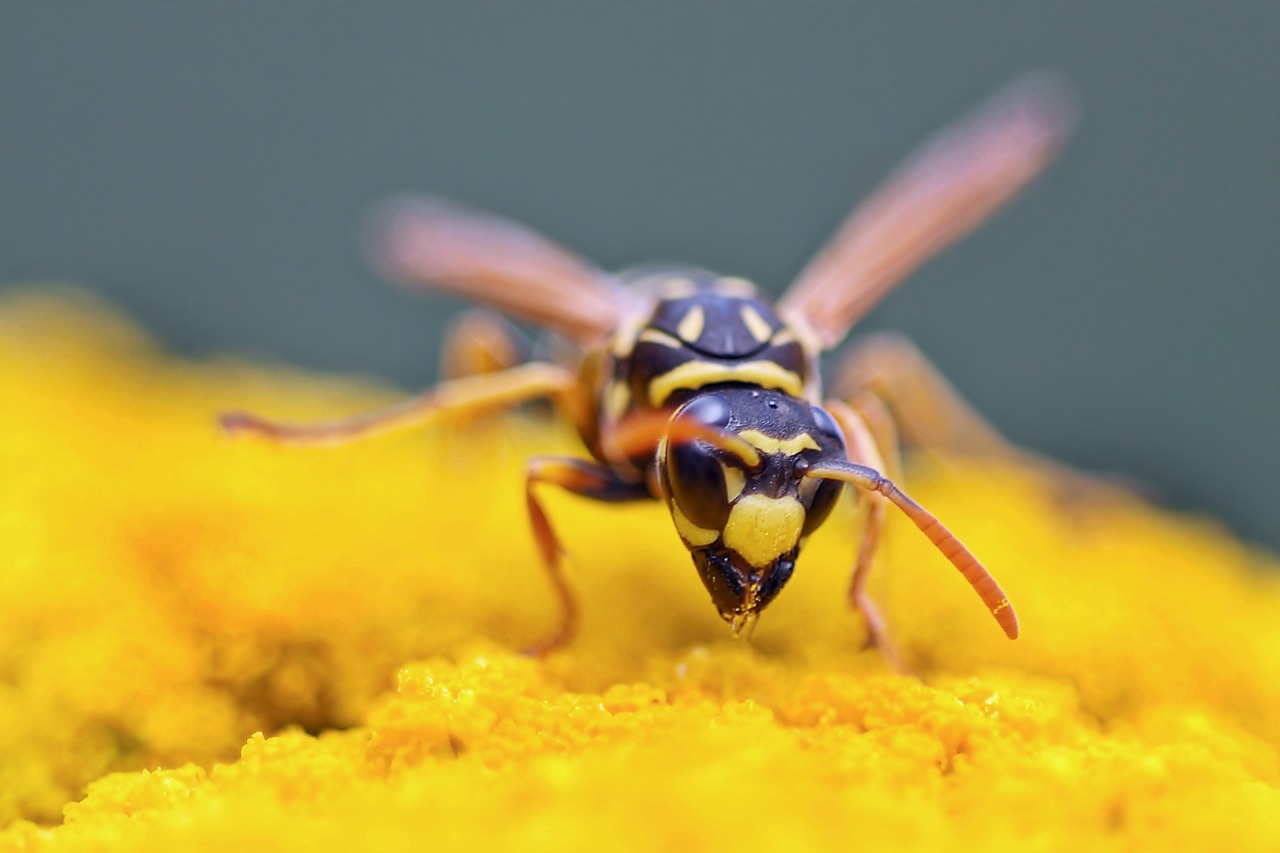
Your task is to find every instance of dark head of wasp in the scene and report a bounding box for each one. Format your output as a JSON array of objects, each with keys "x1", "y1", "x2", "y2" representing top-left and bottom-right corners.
[{"x1": 656, "y1": 387, "x2": 846, "y2": 632}]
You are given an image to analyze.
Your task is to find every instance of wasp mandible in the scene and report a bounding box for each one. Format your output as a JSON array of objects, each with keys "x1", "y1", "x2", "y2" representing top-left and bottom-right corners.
[{"x1": 223, "y1": 76, "x2": 1076, "y2": 657}]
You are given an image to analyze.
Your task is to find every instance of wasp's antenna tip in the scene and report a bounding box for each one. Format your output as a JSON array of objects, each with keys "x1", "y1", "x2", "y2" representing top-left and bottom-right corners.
[{"x1": 993, "y1": 598, "x2": 1020, "y2": 639}]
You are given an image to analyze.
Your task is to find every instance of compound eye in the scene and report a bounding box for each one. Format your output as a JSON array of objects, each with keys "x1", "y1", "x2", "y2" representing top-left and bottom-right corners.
[
  {"x1": 666, "y1": 395, "x2": 733, "y2": 531},
  {"x1": 800, "y1": 405, "x2": 846, "y2": 536},
  {"x1": 810, "y1": 405, "x2": 846, "y2": 450},
  {"x1": 678, "y1": 393, "x2": 731, "y2": 430},
  {"x1": 801, "y1": 477, "x2": 842, "y2": 535}
]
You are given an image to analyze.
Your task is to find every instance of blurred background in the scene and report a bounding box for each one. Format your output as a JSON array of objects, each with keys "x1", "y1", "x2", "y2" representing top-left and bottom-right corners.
[{"x1": 2, "y1": 3, "x2": 1275, "y2": 549}]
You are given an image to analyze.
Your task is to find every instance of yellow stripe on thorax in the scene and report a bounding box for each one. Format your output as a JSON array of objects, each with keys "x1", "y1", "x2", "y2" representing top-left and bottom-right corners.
[
  {"x1": 604, "y1": 380, "x2": 631, "y2": 422},
  {"x1": 638, "y1": 328, "x2": 684, "y2": 348},
  {"x1": 676, "y1": 305, "x2": 706, "y2": 342},
  {"x1": 739, "y1": 305, "x2": 773, "y2": 342},
  {"x1": 647, "y1": 360, "x2": 804, "y2": 406}
]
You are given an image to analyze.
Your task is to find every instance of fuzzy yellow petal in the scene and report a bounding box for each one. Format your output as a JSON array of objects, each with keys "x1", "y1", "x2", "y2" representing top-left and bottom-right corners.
[{"x1": 1, "y1": 290, "x2": 1278, "y2": 851}]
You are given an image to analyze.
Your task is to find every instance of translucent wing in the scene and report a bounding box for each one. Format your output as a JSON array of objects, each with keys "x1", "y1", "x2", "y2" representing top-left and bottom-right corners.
[
  {"x1": 778, "y1": 74, "x2": 1079, "y2": 350},
  {"x1": 367, "y1": 197, "x2": 646, "y2": 344}
]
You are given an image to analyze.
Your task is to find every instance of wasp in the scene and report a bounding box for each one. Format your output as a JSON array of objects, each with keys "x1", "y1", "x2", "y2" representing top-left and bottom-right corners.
[{"x1": 223, "y1": 76, "x2": 1075, "y2": 658}]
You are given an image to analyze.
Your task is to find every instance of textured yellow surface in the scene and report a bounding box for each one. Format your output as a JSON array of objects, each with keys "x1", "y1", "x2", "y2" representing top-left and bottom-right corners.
[{"x1": 2, "y1": 290, "x2": 1279, "y2": 851}]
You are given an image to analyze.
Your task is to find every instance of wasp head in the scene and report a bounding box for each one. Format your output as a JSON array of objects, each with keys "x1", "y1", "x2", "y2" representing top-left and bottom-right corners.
[{"x1": 656, "y1": 388, "x2": 847, "y2": 631}]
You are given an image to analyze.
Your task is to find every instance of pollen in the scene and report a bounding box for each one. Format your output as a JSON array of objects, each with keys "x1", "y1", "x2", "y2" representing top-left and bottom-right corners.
[{"x1": 2, "y1": 290, "x2": 1280, "y2": 852}]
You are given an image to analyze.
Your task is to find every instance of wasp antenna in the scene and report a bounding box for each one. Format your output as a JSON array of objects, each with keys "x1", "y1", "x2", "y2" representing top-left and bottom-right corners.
[
  {"x1": 804, "y1": 460, "x2": 1019, "y2": 639},
  {"x1": 666, "y1": 418, "x2": 762, "y2": 470},
  {"x1": 606, "y1": 410, "x2": 762, "y2": 469}
]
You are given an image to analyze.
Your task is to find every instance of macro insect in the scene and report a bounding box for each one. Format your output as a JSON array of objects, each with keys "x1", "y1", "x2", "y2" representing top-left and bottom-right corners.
[{"x1": 223, "y1": 76, "x2": 1075, "y2": 657}]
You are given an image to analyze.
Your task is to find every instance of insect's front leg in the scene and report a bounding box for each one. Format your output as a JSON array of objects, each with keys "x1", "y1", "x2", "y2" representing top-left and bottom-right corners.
[
  {"x1": 824, "y1": 400, "x2": 899, "y2": 667},
  {"x1": 811, "y1": 400, "x2": 1019, "y2": 647},
  {"x1": 524, "y1": 457, "x2": 651, "y2": 656},
  {"x1": 220, "y1": 362, "x2": 576, "y2": 446}
]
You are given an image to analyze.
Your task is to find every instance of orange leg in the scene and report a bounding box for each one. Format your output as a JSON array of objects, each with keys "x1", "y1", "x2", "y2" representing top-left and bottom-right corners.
[
  {"x1": 220, "y1": 362, "x2": 576, "y2": 446},
  {"x1": 524, "y1": 457, "x2": 650, "y2": 656},
  {"x1": 844, "y1": 387, "x2": 904, "y2": 483},
  {"x1": 440, "y1": 310, "x2": 530, "y2": 380},
  {"x1": 826, "y1": 400, "x2": 898, "y2": 665},
  {"x1": 806, "y1": 403, "x2": 1020, "y2": 644},
  {"x1": 832, "y1": 332, "x2": 1012, "y2": 456},
  {"x1": 835, "y1": 331, "x2": 1140, "y2": 501}
]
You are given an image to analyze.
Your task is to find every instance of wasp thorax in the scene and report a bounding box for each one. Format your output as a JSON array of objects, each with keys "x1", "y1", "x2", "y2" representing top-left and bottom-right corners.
[{"x1": 658, "y1": 388, "x2": 847, "y2": 623}]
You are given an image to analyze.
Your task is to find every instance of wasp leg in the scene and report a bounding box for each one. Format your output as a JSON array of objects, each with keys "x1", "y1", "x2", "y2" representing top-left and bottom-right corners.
[
  {"x1": 832, "y1": 332, "x2": 1011, "y2": 456},
  {"x1": 524, "y1": 458, "x2": 651, "y2": 656},
  {"x1": 835, "y1": 332, "x2": 1143, "y2": 500},
  {"x1": 220, "y1": 362, "x2": 576, "y2": 446},
  {"x1": 437, "y1": 311, "x2": 552, "y2": 425},
  {"x1": 440, "y1": 310, "x2": 532, "y2": 380},
  {"x1": 825, "y1": 399, "x2": 900, "y2": 668},
  {"x1": 802, "y1": 449, "x2": 1019, "y2": 644},
  {"x1": 843, "y1": 387, "x2": 904, "y2": 484}
]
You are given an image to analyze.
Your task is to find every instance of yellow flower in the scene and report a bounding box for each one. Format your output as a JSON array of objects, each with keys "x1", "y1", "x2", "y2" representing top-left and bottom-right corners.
[{"x1": 1, "y1": 291, "x2": 1277, "y2": 851}]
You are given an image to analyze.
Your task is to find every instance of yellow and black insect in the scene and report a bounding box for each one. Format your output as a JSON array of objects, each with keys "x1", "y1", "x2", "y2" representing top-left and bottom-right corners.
[{"x1": 223, "y1": 76, "x2": 1075, "y2": 657}]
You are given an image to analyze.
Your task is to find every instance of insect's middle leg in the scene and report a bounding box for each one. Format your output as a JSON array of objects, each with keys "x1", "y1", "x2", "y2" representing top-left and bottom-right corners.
[
  {"x1": 832, "y1": 332, "x2": 1012, "y2": 457},
  {"x1": 440, "y1": 310, "x2": 532, "y2": 380},
  {"x1": 524, "y1": 457, "x2": 651, "y2": 656},
  {"x1": 835, "y1": 331, "x2": 1137, "y2": 499}
]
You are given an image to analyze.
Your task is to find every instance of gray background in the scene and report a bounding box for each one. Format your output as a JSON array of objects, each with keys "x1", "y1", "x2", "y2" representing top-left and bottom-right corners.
[{"x1": 2, "y1": 3, "x2": 1277, "y2": 549}]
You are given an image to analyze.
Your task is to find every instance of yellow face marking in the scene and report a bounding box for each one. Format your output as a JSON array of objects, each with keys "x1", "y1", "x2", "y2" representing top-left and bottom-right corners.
[
  {"x1": 670, "y1": 502, "x2": 719, "y2": 547},
  {"x1": 737, "y1": 429, "x2": 820, "y2": 456},
  {"x1": 722, "y1": 494, "x2": 805, "y2": 568},
  {"x1": 604, "y1": 380, "x2": 631, "y2": 422},
  {"x1": 721, "y1": 463, "x2": 746, "y2": 503},
  {"x1": 676, "y1": 305, "x2": 706, "y2": 343},
  {"x1": 638, "y1": 328, "x2": 685, "y2": 348},
  {"x1": 647, "y1": 360, "x2": 805, "y2": 406},
  {"x1": 714, "y1": 276, "x2": 759, "y2": 297},
  {"x1": 739, "y1": 305, "x2": 773, "y2": 343}
]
